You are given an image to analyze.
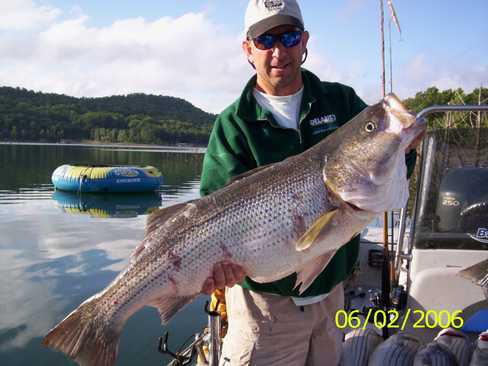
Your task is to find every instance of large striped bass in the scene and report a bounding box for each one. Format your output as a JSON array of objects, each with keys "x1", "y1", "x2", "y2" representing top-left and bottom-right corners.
[{"x1": 42, "y1": 94, "x2": 426, "y2": 366}]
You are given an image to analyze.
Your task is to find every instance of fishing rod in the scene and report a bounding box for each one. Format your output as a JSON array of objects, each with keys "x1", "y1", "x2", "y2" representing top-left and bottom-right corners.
[
  {"x1": 378, "y1": 0, "x2": 402, "y2": 339},
  {"x1": 160, "y1": 300, "x2": 223, "y2": 366}
]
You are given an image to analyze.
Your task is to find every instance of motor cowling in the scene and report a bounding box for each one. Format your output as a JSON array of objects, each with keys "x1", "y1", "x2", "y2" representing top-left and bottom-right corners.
[{"x1": 436, "y1": 167, "x2": 488, "y2": 233}]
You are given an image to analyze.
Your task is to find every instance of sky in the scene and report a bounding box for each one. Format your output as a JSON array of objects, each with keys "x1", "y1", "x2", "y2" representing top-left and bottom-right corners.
[{"x1": 1, "y1": 0, "x2": 487, "y2": 113}]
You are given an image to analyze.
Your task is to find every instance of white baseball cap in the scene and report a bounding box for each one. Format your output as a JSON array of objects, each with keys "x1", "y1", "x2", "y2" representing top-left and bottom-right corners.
[{"x1": 245, "y1": 0, "x2": 304, "y2": 39}]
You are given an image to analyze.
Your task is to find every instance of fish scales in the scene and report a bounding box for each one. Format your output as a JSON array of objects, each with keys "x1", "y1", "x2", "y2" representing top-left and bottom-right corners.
[
  {"x1": 142, "y1": 156, "x2": 329, "y2": 295},
  {"x1": 90, "y1": 156, "x2": 332, "y2": 329},
  {"x1": 42, "y1": 94, "x2": 426, "y2": 366}
]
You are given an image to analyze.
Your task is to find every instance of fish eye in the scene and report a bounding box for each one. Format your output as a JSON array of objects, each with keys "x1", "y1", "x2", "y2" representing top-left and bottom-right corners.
[{"x1": 364, "y1": 121, "x2": 377, "y2": 133}]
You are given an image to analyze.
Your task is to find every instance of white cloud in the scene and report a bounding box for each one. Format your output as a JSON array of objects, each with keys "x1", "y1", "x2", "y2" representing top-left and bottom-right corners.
[
  {"x1": 336, "y1": 52, "x2": 488, "y2": 106},
  {"x1": 393, "y1": 54, "x2": 488, "y2": 102},
  {"x1": 0, "y1": 199, "x2": 146, "y2": 348},
  {"x1": 305, "y1": 37, "x2": 342, "y2": 83},
  {"x1": 0, "y1": 11, "x2": 252, "y2": 113},
  {"x1": 1, "y1": 3, "x2": 486, "y2": 113},
  {"x1": 0, "y1": 0, "x2": 60, "y2": 30}
]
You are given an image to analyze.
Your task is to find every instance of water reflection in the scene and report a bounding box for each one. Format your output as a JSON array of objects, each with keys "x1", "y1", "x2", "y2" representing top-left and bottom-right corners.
[
  {"x1": 52, "y1": 191, "x2": 162, "y2": 218},
  {"x1": 0, "y1": 143, "x2": 204, "y2": 192},
  {"x1": 0, "y1": 143, "x2": 206, "y2": 365}
]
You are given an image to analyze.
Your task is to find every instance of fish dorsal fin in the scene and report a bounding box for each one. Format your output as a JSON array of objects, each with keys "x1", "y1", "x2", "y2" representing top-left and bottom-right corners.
[
  {"x1": 145, "y1": 201, "x2": 194, "y2": 236},
  {"x1": 296, "y1": 209, "x2": 339, "y2": 251},
  {"x1": 130, "y1": 242, "x2": 147, "y2": 264},
  {"x1": 133, "y1": 201, "x2": 198, "y2": 264},
  {"x1": 294, "y1": 251, "x2": 336, "y2": 294},
  {"x1": 149, "y1": 295, "x2": 197, "y2": 324}
]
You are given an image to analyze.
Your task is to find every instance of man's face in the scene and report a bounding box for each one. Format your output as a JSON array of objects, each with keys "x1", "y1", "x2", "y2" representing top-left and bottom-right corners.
[{"x1": 243, "y1": 25, "x2": 309, "y2": 96}]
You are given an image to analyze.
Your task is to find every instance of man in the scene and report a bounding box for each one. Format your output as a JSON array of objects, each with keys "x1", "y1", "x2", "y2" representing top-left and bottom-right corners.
[{"x1": 199, "y1": 1, "x2": 417, "y2": 365}]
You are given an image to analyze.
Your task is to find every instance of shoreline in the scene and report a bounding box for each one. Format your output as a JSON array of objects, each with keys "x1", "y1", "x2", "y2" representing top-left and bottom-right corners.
[{"x1": 0, "y1": 141, "x2": 207, "y2": 154}]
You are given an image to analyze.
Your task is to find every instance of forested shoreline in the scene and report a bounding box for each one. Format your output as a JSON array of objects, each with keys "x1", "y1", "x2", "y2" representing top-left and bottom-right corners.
[
  {"x1": 0, "y1": 87, "x2": 216, "y2": 146},
  {"x1": 404, "y1": 86, "x2": 488, "y2": 129},
  {"x1": 1, "y1": 86, "x2": 486, "y2": 147}
]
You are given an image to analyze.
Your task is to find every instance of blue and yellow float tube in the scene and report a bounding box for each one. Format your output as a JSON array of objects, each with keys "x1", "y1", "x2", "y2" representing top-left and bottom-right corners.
[{"x1": 51, "y1": 164, "x2": 163, "y2": 193}]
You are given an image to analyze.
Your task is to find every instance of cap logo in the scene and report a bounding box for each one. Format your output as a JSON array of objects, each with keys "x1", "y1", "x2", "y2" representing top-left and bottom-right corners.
[{"x1": 264, "y1": 0, "x2": 284, "y2": 11}]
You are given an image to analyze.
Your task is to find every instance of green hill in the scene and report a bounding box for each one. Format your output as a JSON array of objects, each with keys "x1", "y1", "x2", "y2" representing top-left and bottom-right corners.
[
  {"x1": 2, "y1": 85, "x2": 486, "y2": 146},
  {"x1": 0, "y1": 86, "x2": 216, "y2": 145}
]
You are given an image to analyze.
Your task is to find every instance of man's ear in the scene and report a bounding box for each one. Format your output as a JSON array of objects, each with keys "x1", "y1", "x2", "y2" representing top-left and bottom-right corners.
[
  {"x1": 242, "y1": 39, "x2": 255, "y2": 66},
  {"x1": 242, "y1": 39, "x2": 252, "y2": 58},
  {"x1": 301, "y1": 31, "x2": 310, "y2": 48}
]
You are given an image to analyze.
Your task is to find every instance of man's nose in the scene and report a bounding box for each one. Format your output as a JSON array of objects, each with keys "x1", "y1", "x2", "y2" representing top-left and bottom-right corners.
[{"x1": 271, "y1": 42, "x2": 286, "y2": 57}]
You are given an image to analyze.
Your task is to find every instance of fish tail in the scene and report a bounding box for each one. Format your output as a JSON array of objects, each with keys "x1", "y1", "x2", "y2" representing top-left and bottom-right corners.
[{"x1": 42, "y1": 299, "x2": 119, "y2": 366}]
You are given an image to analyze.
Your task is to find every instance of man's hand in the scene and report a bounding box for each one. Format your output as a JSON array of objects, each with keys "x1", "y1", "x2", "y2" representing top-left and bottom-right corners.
[{"x1": 201, "y1": 261, "x2": 246, "y2": 295}]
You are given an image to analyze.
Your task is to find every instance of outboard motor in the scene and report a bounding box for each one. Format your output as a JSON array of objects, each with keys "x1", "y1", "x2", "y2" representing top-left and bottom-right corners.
[{"x1": 436, "y1": 167, "x2": 488, "y2": 235}]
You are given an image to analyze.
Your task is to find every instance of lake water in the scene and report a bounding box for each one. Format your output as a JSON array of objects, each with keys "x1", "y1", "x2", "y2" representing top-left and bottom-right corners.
[{"x1": 0, "y1": 143, "x2": 208, "y2": 366}]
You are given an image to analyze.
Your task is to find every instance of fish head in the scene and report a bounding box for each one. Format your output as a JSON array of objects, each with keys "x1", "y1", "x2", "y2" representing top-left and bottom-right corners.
[{"x1": 323, "y1": 93, "x2": 426, "y2": 213}]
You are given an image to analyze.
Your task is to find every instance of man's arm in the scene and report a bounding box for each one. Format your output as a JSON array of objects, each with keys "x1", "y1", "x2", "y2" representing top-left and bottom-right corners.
[{"x1": 200, "y1": 114, "x2": 254, "y2": 197}]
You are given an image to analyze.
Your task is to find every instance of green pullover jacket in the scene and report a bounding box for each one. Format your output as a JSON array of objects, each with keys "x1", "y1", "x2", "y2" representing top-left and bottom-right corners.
[{"x1": 200, "y1": 69, "x2": 416, "y2": 297}]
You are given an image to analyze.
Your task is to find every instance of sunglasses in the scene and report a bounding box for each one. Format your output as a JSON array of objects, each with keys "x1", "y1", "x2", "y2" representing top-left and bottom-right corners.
[{"x1": 252, "y1": 30, "x2": 302, "y2": 50}]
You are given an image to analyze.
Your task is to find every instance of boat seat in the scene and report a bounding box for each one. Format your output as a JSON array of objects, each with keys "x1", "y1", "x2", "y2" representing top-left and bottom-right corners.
[{"x1": 407, "y1": 248, "x2": 488, "y2": 336}]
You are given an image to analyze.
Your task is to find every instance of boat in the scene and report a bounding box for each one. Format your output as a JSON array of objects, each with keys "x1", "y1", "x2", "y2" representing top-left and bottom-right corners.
[
  {"x1": 51, "y1": 164, "x2": 163, "y2": 193},
  {"x1": 160, "y1": 104, "x2": 488, "y2": 366},
  {"x1": 52, "y1": 191, "x2": 162, "y2": 218},
  {"x1": 396, "y1": 123, "x2": 488, "y2": 341},
  {"x1": 344, "y1": 106, "x2": 488, "y2": 353}
]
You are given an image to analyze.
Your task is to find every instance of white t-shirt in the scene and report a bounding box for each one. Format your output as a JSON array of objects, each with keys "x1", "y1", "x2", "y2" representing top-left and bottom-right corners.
[
  {"x1": 291, "y1": 293, "x2": 329, "y2": 306},
  {"x1": 253, "y1": 87, "x2": 304, "y2": 130}
]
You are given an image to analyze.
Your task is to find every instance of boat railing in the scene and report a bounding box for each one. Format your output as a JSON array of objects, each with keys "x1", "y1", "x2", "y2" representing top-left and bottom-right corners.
[{"x1": 394, "y1": 105, "x2": 488, "y2": 284}]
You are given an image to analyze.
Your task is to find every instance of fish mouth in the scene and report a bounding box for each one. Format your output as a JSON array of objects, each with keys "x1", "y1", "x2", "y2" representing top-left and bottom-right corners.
[
  {"x1": 403, "y1": 115, "x2": 427, "y2": 147},
  {"x1": 384, "y1": 93, "x2": 416, "y2": 129}
]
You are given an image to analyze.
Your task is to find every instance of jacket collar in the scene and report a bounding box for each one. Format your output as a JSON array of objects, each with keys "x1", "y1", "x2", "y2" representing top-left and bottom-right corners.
[{"x1": 236, "y1": 69, "x2": 322, "y2": 124}]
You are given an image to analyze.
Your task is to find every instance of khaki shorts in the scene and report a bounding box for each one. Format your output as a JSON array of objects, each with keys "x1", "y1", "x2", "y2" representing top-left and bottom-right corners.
[{"x1": 219, "y1": 284, "x2": 344, "y2": 366}]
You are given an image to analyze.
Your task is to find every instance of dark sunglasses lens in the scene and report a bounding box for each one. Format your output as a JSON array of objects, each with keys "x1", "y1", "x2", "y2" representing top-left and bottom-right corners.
[
  {"x1": 254, "y1": 34, "x2": 275, "y2": 50},
  {"x1": 281, "y1": 31, "x2": 302, "y2": 48},
  {"x1": 254, "y1": 31, "x2": 302, "y2": 50}
]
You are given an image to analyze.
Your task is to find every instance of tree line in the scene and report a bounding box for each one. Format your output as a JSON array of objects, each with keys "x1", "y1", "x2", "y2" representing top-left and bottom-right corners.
[
  {"x1": 404, "y1": 86, "x2": 488, "y2": 129},
  {"x1": 1, "y1": 86, "x2": 486, "y2": 146},
  {"x1": 0, "y1": 87, "x2": 216, "y2": 145}
]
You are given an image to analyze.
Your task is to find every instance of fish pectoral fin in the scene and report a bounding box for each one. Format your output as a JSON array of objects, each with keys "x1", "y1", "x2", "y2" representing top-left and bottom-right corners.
[
  {"x1": 294, "y1": 251, "x2": 336, "y2": 295},
  {"x1": 149, "y1": 295, "x2": 197, "y2": 324},
  {"x1": 296, "y1": 209, "x2": 339, "y2": 251},
  {"x1": 130, "y1": 242, "x2": 147, "y2": 264}
]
